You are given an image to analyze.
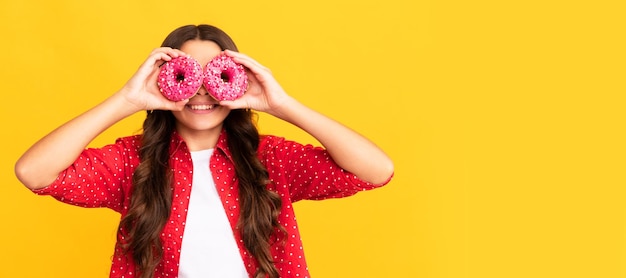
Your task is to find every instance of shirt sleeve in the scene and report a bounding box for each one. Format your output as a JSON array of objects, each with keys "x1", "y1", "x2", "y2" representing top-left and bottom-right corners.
[
  {"x1": 260, "y1": 135, "x2": 393, "y2": 202},
  {"x1": 30, "y1": 136, "x2": 140, "y2": 213}
]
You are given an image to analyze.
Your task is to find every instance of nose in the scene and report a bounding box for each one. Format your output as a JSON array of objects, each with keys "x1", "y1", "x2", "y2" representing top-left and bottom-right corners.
[{"x1": 196, "y1": 86, "x2": 209, "y2": 96}]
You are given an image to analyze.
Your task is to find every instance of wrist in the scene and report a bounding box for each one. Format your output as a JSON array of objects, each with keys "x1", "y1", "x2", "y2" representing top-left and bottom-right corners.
[
  {"x1": 108, "y1": 90, "x2": 144, "y2": 117},
  {"x1": 268, "y1": 96, "x2": 301, "y2": 121}
]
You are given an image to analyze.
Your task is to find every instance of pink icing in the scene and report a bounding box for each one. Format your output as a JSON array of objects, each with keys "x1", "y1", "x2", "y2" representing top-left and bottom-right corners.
[
  {"x1": 203, "y1": 54, "x2": 248, "y2": 101},
  {"x1": 157, "y1": 56, "x2": 203, "y2": 101}
]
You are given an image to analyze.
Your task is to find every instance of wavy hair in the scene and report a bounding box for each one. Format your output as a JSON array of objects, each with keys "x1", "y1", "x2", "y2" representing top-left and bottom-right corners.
[{"x1": 117, "y1": 24, "x2": 283, "y2": 278}]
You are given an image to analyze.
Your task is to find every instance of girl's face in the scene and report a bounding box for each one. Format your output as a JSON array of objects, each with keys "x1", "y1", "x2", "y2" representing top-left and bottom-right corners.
[{"x1": 172, "y1": 40, "x2": 230, "y2": 149}]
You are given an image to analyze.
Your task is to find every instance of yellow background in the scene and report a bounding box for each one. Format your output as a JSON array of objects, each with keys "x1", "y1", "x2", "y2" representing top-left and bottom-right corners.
[{"x1": 1, "y1": 0, "x2": 624, "y2": 277}]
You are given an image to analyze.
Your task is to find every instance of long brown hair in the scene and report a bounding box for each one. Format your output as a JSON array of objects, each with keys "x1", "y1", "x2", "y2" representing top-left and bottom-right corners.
[{"x1": 117, "y1": 24, "x2": 283, "y2": 278}]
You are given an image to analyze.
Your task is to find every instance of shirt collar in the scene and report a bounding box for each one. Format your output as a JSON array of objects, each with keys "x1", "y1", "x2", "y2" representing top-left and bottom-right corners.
[
  {"x1": 214, "y1": 129, "x2": 233, "y2": 162},
  {"x1": 169, "y1": 128, "x2": 234, "y2": 163}
]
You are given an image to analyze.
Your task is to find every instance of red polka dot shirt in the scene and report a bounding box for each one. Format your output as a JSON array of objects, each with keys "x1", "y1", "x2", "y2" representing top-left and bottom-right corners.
[{"x1": 32, "y1": 130, "x2": 392, "y2": 277}]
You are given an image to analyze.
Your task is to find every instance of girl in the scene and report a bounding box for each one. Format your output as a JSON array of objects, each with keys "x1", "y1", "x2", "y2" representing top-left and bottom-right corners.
[{"x1": 15, "y1": 24, "x2": 394, "y2": 278}]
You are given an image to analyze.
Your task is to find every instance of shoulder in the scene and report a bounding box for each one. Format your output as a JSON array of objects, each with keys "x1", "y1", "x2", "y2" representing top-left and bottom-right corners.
[
  {"x1": 258, "y1": 134, "x2": 327, "y2": 163},
  {"x1": 115, "y1": 134, "x2": 142, "y2": 147},
  {"x1": 258, "y1": 135, "x2": 308, "y2": 155},
  {"x1": 110, "y1": 135, "x2": 142, "y2": 156},
  {"x1": 258, "y1": 135, "x2": 289, "y2": 160},
  {"x1": 259, "y1": 134, "x2": 286, "y2": 148}
]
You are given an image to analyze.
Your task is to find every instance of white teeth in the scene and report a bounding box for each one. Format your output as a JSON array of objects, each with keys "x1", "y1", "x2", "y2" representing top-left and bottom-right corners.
[{"x1": 189, "y1": 104, "x2": 215, "y2": 110}]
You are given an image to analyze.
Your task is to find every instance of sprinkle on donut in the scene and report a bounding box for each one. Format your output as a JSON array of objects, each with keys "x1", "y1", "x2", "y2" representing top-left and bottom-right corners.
[
  {"x1": 157, "y1": 56, "x2": 203, "y2": 101},
  {"x1": 203, "y1": 54, "x2": 248, "y2": 101}
]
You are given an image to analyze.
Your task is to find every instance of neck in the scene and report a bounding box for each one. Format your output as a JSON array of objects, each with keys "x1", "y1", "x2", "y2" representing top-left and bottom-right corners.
[{"x1": 175, "y1": 125, "x2": 222, "y2": 151}]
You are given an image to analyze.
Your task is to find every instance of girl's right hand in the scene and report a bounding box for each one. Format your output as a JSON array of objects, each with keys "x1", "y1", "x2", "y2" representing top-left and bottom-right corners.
[
  {"x1": 16, "y1": 47, "x2": 191, "y2": 190},
  {"x1": 119, "y1": 47, "x2": 190, "y2": 112}
]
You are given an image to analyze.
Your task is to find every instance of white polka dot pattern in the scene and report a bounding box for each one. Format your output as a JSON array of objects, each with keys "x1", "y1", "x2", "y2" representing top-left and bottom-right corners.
[{"x1": 31, "y1": 130, "x2": 392, "y2": 278}]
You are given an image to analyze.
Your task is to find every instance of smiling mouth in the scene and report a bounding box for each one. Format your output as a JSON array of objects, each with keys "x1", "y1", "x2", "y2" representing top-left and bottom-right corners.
[{"x1": 188, "y1": 104, "x2": 217, "y2": 111}]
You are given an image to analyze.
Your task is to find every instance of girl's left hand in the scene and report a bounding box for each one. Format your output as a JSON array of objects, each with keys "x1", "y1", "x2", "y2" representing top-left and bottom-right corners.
[{"x1": 218, "y1": 50, "x2": 293, "y2": 116}]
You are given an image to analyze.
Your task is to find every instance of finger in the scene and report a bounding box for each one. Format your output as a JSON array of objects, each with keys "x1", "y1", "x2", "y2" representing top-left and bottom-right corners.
[
  {"x1": 141, "y1": 48, "x2": 190, "y2": 75},
  {"x1": 148, "y1": 48, "x2": 188, "y2": 65},
  {"x1": 165, "y1": 48, "x2": 188, "y2": 58},
  {"x1": 219, "y1": 98, "x2": 249, "y2": 110},
  {"x1": 165, "y1": 99, "x2": 190, "y2": 111},
  {"x1": 236, "y1": 60, "x2": 272, "y2": 85},
  {"x1": 222, "y1": 51, "x2": 276, "y2": 87},
  {"x1": 150, "y1": 47, "x2": 172, "y2": 55},
  {"x1": 136, "y1": 52, "x2": 171, "y2": 75},
  {"x1": 174, "y1": 99, "x2": 190, "y2": 110},
  {"x1": 224, "y1": 50, "x2": 269, "y2": 72},
  {"x1": 151, "y1": 47, "x2": 187, "y2": 57}
]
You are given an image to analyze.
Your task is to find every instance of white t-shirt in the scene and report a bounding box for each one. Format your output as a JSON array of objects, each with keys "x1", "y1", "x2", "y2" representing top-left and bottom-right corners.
[{"x1": 178, "y1": 149, "x2": 248, "y2": 278}]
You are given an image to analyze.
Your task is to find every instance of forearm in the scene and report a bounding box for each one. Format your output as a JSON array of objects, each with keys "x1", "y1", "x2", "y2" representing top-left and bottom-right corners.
[
  {"x1": 220, "y1": 50, "x2": 393, "y2": 183},
  {"x1": 15, "y1": 92, "x2": 140, "y2": 189},
  {"x1": 273, "y1": 97, "x2": 394, "y2": 184}
]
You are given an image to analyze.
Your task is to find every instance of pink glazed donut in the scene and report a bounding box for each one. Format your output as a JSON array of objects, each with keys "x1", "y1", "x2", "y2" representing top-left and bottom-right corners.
[
  {"x1": 157, "y1": 56, "x2": 204, "y2": 101},
  {"x1": 203, "y1": 54, "x2": 248, "y2": 101}
]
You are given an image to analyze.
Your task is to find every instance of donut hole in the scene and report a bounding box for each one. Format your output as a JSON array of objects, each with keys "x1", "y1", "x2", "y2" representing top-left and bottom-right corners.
[
  {"x1": 176, "y1": 72, "x2": 186, "y2": 82},
  {"x1": 220, "y1": 71, "x2": 231, "y2": 83}
]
